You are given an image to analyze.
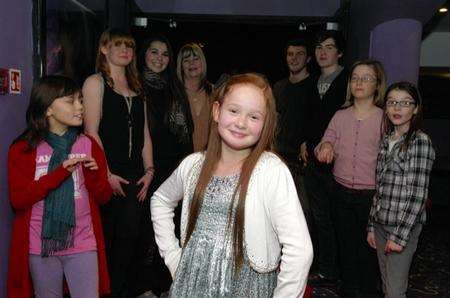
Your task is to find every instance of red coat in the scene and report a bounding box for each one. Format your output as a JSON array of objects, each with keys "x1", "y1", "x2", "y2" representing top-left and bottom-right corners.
[{"x1": 7, "y1": 135, "x2": 112, "y2": 298}]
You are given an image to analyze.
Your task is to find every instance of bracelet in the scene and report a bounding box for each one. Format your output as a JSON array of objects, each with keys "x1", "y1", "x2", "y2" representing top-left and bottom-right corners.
[{"x1": 145, "y1": 166, "x2": 155, "y2": 176}]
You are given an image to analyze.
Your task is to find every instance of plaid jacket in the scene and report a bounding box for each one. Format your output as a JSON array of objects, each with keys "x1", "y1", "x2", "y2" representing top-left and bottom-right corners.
[{"x1": 368, "y1": 131, "x2": 435, "y2": 247}]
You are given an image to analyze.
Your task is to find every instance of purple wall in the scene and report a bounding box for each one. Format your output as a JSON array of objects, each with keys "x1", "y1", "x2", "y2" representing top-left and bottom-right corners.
[
  {"x1": 346, "y1": 0, "x2": 446, "y2": 64},
  {"x1": 0, "y1": 0, "x2": 33, "y2": 295},
  {"x1": 370, "y1": 19, "x2": 422, "y2": 85}
]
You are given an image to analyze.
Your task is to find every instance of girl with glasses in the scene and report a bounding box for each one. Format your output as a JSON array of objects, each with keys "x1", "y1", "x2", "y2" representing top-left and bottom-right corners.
[
  {"x1": 367, "y1": 82, "x2": 435, "y2": 298},
  {"x1": 315, "y1": 60, "x2": 386, "y2": 297}
]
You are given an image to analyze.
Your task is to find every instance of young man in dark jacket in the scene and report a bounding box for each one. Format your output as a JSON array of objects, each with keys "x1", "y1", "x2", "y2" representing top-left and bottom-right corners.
[{"x1": 300, "y1": 30, "x2": 348, "y2": 284}]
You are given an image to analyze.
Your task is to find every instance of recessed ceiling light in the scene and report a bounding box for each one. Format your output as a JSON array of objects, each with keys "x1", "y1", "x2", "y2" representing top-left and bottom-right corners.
[{"x1": 439, "y1": 7, "x2": 448, "y2": 13}]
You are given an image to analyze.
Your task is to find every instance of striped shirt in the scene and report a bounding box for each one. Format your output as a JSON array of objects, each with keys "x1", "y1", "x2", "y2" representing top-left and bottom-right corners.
[{"x1": 368, "y1": 131, "x2": 435, "y2": 246}]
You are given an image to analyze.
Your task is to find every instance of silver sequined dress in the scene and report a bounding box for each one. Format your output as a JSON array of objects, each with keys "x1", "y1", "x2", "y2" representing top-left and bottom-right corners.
[{"x1": 169, "y1": 174, "x2": 277, "y2": 297}]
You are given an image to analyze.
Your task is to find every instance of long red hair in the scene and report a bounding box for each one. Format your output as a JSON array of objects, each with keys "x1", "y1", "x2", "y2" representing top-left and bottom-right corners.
[
  {"x1": 95, "y1": 28, "x2": 141, "y2": 93},
  {"x1": 184, "y1": 73, "x2": 277, "y2": 272}
]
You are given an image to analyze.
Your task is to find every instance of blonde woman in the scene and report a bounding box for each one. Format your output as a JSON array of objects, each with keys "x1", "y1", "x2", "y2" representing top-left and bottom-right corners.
[{"x1": 177, "y1": 43, "x2": 213, "y2": 151}]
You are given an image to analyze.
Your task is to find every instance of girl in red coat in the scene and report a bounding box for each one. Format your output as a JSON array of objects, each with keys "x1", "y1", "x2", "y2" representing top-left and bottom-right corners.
[{"x1": 7, "y1": 75, "x2": 112, "y2": 298}]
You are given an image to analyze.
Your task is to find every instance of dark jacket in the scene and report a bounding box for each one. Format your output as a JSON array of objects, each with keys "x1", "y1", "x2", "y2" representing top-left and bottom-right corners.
[
  {"x1": 274, "y1": 76, "x2": 315, "y2": 163},
  {"x1": 305, "y1": 68, "x2": 349, "y2": 159}
]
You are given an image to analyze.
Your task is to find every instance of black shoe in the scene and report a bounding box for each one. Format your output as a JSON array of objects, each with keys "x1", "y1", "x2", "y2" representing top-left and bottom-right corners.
[{"x1": 308, "y1": 273, "x2": 338, "y2": 285}]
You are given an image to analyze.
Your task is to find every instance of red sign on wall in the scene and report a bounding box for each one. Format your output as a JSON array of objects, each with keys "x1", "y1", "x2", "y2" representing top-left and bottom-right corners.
[
  {"x1": 9, "y1": 68, "x2": 21, "y2": 94},
  {"x1": 0, "y1": 68, "x2": 8, "y2": 95}
]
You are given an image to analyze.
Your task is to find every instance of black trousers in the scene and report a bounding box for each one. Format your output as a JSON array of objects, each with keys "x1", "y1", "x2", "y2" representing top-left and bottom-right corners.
[
  {"x1": 303, "y1": 161, "x2": 338, "y2": 279},
  {"x1": 333, "y1": 181, "x2": 380, "y2": 297},
  {"x1": 133, "y1": 157, "x2": 182, "y2": 296},
  {"x1": 285, "y1": 159, "x2": 312, "y2": 231},
  {"x1": 101, "y1": 182, "x2": 146, "y2": 298}
]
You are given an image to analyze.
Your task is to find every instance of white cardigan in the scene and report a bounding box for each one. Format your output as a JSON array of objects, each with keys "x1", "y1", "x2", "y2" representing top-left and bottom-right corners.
[{"x1": 151, "y1": 151, "x2": 313, "y2": 297}]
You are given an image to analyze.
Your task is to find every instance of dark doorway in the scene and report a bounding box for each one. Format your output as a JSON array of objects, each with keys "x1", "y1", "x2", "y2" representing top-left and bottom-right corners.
[{"x1": 131, "y1": 15, "x2": 324, "y2": 84}]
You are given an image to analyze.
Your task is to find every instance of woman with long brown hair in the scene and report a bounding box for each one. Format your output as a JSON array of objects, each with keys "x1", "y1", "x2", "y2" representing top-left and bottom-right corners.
[
  {"x1": 82, "y1": 28, "x2": 153, "y2": 297},
  {"x1": 151, "y1": 73, "x2": 313, "y2": 297}
]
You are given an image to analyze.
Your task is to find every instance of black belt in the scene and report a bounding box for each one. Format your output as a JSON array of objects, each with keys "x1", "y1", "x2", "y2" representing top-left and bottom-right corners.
[{"x1": 336, "y1": 181, "x2": 375, "y2": 196}]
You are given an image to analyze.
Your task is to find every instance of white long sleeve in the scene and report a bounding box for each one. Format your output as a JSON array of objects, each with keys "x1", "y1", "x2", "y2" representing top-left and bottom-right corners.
[
  {"x1": 150, "y1": 156, "x2": 187, "y2": 277},
  {"x1": 150, "y1": 152, "x2": 313, "y2": 294},
  {"x1": 265, "y1": 161, "x2": 313, "y2": 297}
]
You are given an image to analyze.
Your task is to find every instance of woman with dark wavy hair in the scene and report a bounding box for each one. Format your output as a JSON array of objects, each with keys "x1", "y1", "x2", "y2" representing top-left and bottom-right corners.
[{"x1": 138, "y1": 34, "x2": 193, "y2": 296}]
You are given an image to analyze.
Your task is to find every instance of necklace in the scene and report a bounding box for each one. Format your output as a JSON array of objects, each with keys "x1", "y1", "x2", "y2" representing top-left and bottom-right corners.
[
  {"x1": 123, "y1": 95, "x2": 133, "y2": 158},
  {"x1": 112, "y1": 80, "x2": 135, "y2": 158}
]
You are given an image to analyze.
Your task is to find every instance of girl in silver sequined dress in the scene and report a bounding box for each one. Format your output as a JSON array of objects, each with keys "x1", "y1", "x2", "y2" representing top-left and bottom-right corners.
[{"x1": 151, "y1": 73, "x2": 313, "y2": 297}]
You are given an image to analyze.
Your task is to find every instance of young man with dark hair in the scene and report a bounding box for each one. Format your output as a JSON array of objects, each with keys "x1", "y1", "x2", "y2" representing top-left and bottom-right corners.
[
  {"x1": 300, "y1": 30, "x2": 348, "y2": 284},
  {"x1": 273, "y1": 38, "x2": 314, "y2": 227}
]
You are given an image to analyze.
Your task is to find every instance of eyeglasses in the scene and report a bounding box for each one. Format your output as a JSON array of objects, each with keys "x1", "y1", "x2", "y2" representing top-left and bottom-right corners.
[
  {"x1": 386, "y1": 100, "x2": 416, "y2": 107},
  {"x1": 350, "y1": 76, "x2": 377, "y2": 83}
]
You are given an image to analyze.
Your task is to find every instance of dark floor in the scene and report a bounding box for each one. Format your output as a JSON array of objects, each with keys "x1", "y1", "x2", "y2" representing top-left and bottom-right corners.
[{"x1": 312, "y1": 206, "x2": 450, "y2": 297}]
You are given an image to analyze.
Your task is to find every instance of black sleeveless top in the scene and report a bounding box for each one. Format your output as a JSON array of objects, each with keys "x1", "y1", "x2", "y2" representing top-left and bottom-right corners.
[{"x1": 98, "y1": 76, "x2": 145, "y2": 178}]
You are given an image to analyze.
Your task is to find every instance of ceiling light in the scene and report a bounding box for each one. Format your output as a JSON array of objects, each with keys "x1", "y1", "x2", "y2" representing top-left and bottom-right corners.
[
  {"x1": 134, "y1": 17, "x2": 147, "y2": 27},
  {"x1": 326, "y1": 22, "x2": 339, "y2": 30},
  {"x1": 169, "y1": 19, "x2": 177, "y2": 28},
  {"x1": 439, "y1": 7, "x2": 448, "y2": 13}
]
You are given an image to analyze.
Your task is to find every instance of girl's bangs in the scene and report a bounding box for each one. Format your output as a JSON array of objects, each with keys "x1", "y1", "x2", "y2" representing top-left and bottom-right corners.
[
  {"x1": 182, "y1": 48, "x2": 197, "y2": 59},
  {"x1": 57, "y1": 80, "x2": 80, "y2": 99},
  {"x1": 111, "y1": 36, "x2": 135, "y2": 48}
]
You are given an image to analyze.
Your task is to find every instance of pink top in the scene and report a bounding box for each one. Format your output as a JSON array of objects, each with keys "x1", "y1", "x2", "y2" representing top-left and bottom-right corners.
[
  {"x1": 318, "y1": 106, "x2": 383, "y2": 190},
  {"x1": 29, "y1": 135, "x2": 97, "y2": 255}
]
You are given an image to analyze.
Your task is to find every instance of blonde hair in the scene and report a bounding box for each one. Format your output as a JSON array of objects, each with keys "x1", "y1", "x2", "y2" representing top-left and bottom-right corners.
[
  {"x1": 185, "y1": 73, "x2": 277, "y2": 272},
  {"x1": 95, "y1": 28, "x2": 141, "y2": 93},
  {"x1": 176, "y1": 43, "x2": 207, "y2": 85},
  {"x1": 344, "y1": 59, "x2": 386, "y2": 108}
]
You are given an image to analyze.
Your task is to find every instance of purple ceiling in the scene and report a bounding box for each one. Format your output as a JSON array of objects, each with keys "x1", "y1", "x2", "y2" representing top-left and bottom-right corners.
[{"x1": 134, "y1": 0, "x2": 341, "y2": 17}]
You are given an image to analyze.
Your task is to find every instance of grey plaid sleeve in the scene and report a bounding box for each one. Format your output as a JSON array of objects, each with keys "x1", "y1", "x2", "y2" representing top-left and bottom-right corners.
[
  {"x1": 368, "y1": 144, "x2": 385, "y2": 232},
  {"x1": 390, "y1": 136, "x2": 435, "y2": 246},
  {"x1": 367, "y1": 194, "x2": 377, "y2": 233}
]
